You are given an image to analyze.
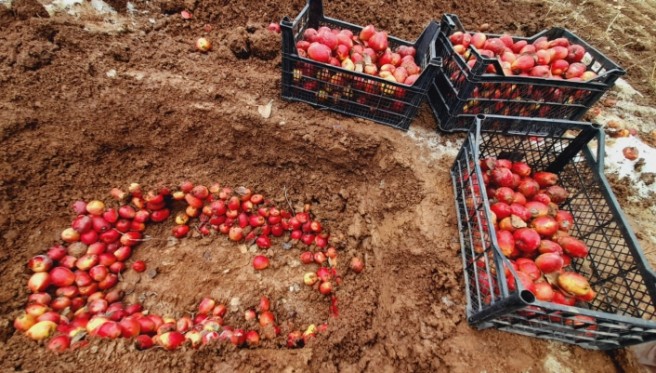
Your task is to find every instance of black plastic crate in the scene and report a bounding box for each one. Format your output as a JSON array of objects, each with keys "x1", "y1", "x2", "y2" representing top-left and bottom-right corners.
[
  {"x1": 280, "y1": 0, "x2": 441, "y2": 131},
  {"x1": 430, "y1": 14, "x2": 625, "y2": 132},
  {"x1": 452, "y1": 114, "x2": 656, "y2": 350}
]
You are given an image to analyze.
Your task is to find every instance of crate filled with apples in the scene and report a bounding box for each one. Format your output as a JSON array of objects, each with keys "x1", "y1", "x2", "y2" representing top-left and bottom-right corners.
[
  {"x1": 429, "y1": 14, "x2": 625, "y2": 132},
  {"x1": 280, "y1": 0, "x2": 441, "y2": 131},
  {"x1": 452, "y1": 114, "x2": 656, "y2": 350}
]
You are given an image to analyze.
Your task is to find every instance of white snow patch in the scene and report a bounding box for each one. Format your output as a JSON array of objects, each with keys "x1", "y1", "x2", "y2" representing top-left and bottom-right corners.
[
  {"x1": 604, "y1": 135, "x2": 656, "y2": 199},
  {"x1": 543, "y1": 355, "x2": 573, "y2": 373},
  {"x1": 543, "y1": 355, "x2": 572, "y2": 373},
  {"x1": 406, "y1": 126, "x2": 463, "y2": 160},
  {"x1": 441, "y1": 296, "x2": 454, "y2": 307},
  {"x1": 614, "y1": 78, "x2": 643, "y2": 99},
  {"x1": 543, "y1": 341, "x2": 573, "y2": 373},
  {"x1": 44, "y1": 0, "x2": 116, "y2": 16},
  {"x1": 598, "y1": 78, "x2": 656, "y2": 133}
]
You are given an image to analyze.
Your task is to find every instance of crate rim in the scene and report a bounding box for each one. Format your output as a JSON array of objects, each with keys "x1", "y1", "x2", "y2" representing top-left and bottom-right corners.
[
  {"x1": 281, "y1": 0, "x2": 442, "y2": 59},
  {"x1": 434, "y1": 30, "x2": 623, "y2": 87},
  {"x1": 441, "y1": 41, "x2": 622, "y2": 87},
  {"x1": 440, "y1": 13, "x2": 626, "y2": 80}
]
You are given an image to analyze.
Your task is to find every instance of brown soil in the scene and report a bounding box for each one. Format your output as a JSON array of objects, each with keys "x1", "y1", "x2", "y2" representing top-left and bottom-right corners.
[
  {"x1": 532, "y1": 0, "x2": 656, "y2": 107},
  {"x1": 0, "y1": 0, "x2": 654, "y2": 372}
]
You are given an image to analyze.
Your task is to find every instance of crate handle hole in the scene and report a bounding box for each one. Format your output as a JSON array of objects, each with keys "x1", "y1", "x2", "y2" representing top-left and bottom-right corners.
[{"x1": 520, "y1": 290, "x2": 535, "y2": 304}]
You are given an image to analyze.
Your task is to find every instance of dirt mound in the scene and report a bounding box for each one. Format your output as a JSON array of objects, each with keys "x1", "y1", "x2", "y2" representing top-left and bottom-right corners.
[{"x1": 11, "y1": 0, "x2": 49, "y2": 20}]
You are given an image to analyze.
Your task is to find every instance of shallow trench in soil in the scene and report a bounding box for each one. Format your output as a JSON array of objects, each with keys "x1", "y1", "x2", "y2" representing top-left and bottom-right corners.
[
  {"x1": 1, "y1": 115, "x2": 465, "y2": 371},
  {"x1": 0, "y1": 4, "x2": 639, "y2": 371},
  {"x1": 0, "y1": 61, "x2": 466, "y2": 370},
  {"x1": 86, "y1": 111, "x2": 446, "y2": 345}
]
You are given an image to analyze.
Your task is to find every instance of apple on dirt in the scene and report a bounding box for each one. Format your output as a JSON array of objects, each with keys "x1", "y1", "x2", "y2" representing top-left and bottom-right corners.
[
  {"x1": 195, "y1": 37, "x2": 212, "y2": 53},
  {"x1": 16, "y1": 182, "x2": 339, "y2": 353}
]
